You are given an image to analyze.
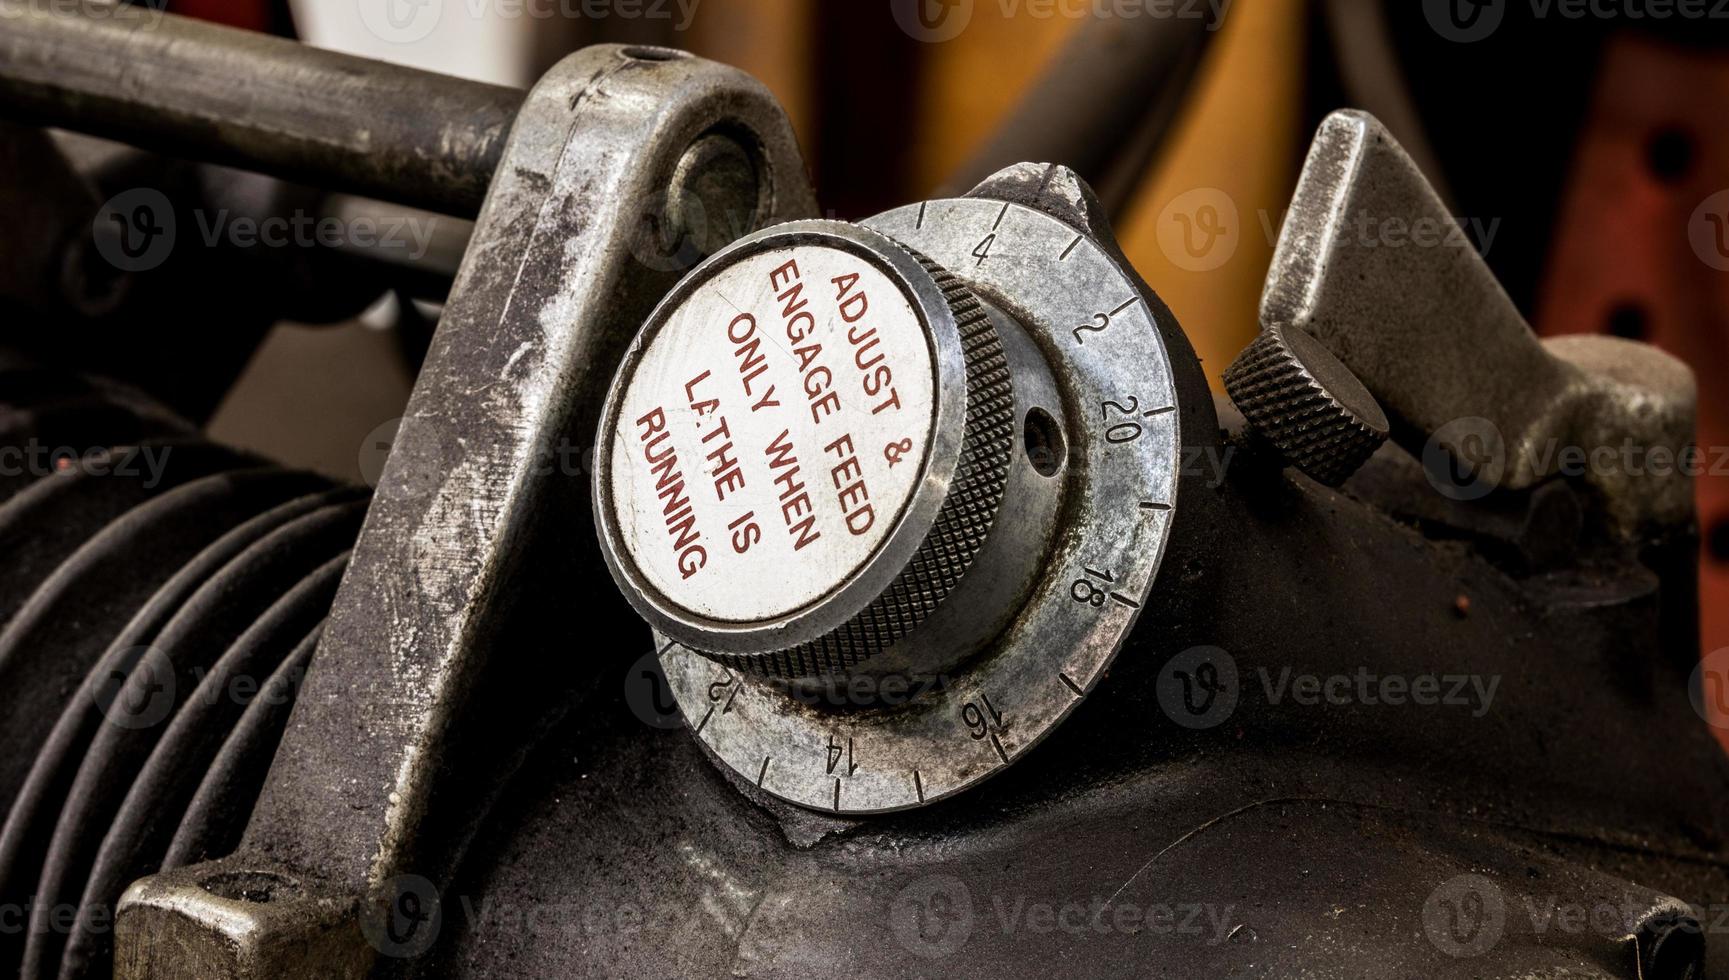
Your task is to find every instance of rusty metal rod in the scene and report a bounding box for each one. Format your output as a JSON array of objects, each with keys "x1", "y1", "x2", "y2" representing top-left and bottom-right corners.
[{"x1": 0, "y1": 2, "x2": 526, "y2": 216}]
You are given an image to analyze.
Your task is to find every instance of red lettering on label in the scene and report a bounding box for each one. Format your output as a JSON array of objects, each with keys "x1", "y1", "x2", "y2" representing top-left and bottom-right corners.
[
  {"x1": 846, "y1": 322, "x2": 903, "y2": 417},
  {"x1": 764, "y1": 430, "x2": 821, "y2": 551},
  {"x1": 632, "y1": 406, "x2": 706, "y2": 578},
  {"x1": 779, "y1": 280, "x2": 816, "y2": 343},
  {"x1": 770, "y1": 260, "x2": 840, "y2": 424},
  {"x1": 683, "y1": 371, "x2": 718, "y2": 417},
  {"x1": 702, "y1": 416, "x2": 745, "y2": 502},
  {"x1": 728, "y1": 510, "x2": 761, "y2": 555},
  {"x1": 728, "y1": 313, "x2": 779, "y2": 411},
  {"x1": 833, "y1": 273, "x2": 869, "y2": 323},
  {"x1": 824, "y1": 433, "x2": 876, "y2": 536}
]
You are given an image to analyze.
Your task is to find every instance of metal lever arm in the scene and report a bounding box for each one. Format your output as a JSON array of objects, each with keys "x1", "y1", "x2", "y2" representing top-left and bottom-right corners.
[
  {"x1": 1261, "y1": 110, "x2": 1695, "y2": 534},
  {"x1": 115, "y1": 45, "x2": 815, "y2": 978}
]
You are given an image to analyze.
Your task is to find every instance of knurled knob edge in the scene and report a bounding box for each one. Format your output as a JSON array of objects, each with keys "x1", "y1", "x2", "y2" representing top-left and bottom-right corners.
[
  {"x1": 711, "y1": 243, "x2": 1016, "y2": 677},
  {"x1": 1224, "y1": 326, "x2": 1388, "y2": 487}
]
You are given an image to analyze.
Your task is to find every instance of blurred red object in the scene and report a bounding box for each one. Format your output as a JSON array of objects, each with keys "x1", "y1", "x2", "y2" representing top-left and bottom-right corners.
[
  {"x1": 1536, "y1": 32, "x2": 1729, "y2": 736},
  {"x1": 169, "y1": 0, "x2": 280, "y2": 33}
]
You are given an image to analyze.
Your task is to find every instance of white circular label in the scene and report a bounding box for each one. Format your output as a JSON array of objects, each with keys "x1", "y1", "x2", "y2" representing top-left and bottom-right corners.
[{"x1": 609, "y1": 245, "x2": 937, "y2": 623}]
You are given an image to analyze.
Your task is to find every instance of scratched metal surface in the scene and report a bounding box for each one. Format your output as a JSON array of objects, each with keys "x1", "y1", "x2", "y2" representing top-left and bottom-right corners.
[
  {"x1": 435, "y1": 453, "x2": 1729, "y2": 977},
  {"x1": 114, "y1": 43, "x2": 818, "y2": 977}
]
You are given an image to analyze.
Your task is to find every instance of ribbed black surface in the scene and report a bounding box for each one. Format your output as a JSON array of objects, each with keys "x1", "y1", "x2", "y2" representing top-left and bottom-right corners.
[{"x1": 0, "y1": 366, "x2": 364, "y2": 980}]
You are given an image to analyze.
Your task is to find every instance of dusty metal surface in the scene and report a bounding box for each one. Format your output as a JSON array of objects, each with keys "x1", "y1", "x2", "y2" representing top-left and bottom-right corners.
[
  {"x1": 1263, "y1": 110, "x2": 1696, "y2": 536},
  {"x1": 113, "y1": 42, "x2": 816, "y2": 978},
  {"x1": 431, "y1": 433, "x2": 1723, "y2": 977},
  {"x1": 0, "y1": 3, "x2": 524, "y2": 216}
]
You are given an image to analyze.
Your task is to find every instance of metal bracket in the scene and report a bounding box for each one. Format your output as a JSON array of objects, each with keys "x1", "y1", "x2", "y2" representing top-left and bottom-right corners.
[
  {"x1": 1261, "y1": 110, "x2": 1696, "y2": 536},
  {"x1": 114, "y1": 44, "x2": 814, "y2": 978}
]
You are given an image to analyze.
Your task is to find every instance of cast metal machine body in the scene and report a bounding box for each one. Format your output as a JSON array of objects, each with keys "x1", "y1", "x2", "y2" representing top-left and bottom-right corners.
[{"x1": 0, "y1": 7, "x2": 1720, "y2": 979}]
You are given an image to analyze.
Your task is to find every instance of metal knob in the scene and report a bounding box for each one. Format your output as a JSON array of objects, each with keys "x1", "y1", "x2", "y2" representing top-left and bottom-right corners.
[
  {"x1": 1224, "y1": 323, "x2": 1390, "y2": 487},
  {"x1": 593, "y1": 221, "x2": 1027, "y2": 677},
  {"x1": 595, "y1": 179, "x2": 1189, "y2": 813}
]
